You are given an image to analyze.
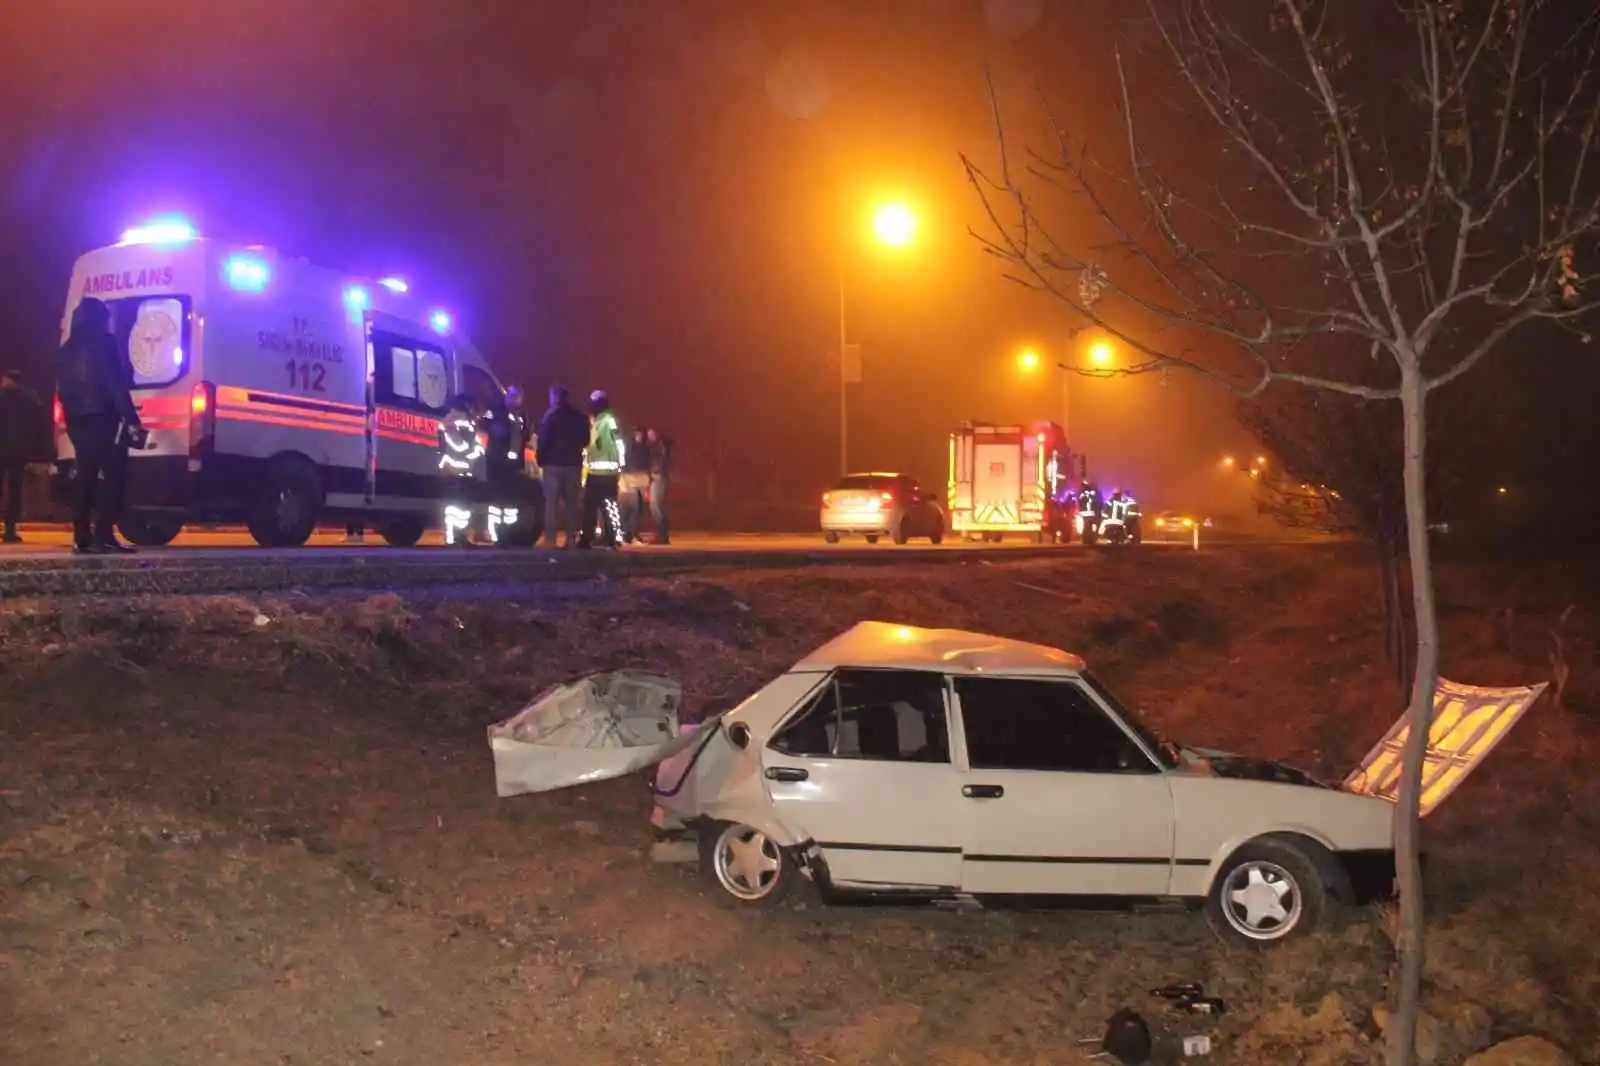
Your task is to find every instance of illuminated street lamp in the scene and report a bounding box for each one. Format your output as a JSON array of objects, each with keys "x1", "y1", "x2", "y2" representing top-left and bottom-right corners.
[
  {"x1": 1089, "y1": 340, "x2": 1114, "y2": 367},
  {"x1": 838, "y1": 200, "x2": 918, "y2": 475}
]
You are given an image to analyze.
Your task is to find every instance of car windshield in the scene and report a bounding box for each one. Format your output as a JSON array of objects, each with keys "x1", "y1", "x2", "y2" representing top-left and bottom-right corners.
[
  {"x1": 1081, "y1": 672, "x2": 1180, "y2": 769},
  {"x1": 835, "y1": 475, "x2": 898, "y2": 490}
]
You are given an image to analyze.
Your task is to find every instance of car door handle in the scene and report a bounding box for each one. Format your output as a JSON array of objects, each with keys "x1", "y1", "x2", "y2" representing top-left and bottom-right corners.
[
  {"x1": 765, "y1": 766, "x2": 808, "y2": 782},
  {"x1": 962, "y1": 784, "x2": 1004, "y2": 799}
]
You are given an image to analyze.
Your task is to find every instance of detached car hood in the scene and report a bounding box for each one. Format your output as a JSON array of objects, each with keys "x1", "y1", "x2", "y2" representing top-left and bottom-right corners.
[{"x1": 1180, "y1": 747, "x2": 1333, "y2": 789}]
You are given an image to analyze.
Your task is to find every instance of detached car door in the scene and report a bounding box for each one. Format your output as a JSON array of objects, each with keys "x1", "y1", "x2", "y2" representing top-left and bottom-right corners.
[
  {"x1": 762, "y1": 668, "x2": 963, "y2": 891},
  {"x1": 952, "y1": 676, "x2": 1177, "y2": 896}
]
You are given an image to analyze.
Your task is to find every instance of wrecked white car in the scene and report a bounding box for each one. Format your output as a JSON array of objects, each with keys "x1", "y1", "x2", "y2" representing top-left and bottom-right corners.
[{"x1": 646, "y1": 621, "x2": 1543, "y2": 948}]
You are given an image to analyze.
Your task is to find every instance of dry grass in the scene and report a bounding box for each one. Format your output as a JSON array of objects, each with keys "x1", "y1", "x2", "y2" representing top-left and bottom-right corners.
[{"x1": 1, "y1": 546, "x2": 1597, "y2": 1066}]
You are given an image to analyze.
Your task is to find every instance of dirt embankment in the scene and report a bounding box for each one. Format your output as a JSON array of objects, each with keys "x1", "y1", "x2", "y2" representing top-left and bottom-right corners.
[{"x1": 2, "y1": 547, "x2": 1596, "y2": 1066}]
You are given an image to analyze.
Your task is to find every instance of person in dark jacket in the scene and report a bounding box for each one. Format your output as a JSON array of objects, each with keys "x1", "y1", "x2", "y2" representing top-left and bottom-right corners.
[
  {"x1": 618, "y1": 427, "x2": 651, "y2": 544},
  {"x1": 535, "y1": 385, "x2": 589, "y2": 548},
  {"x1": 0, "y1": 369, "x2": 43, "y2": 543},
  {"x1": 54, "y1": 298, "x2": 141, "y2": 554},
  {"x1": 646, "y1": 427, "x2": 672, "y2": 545}
]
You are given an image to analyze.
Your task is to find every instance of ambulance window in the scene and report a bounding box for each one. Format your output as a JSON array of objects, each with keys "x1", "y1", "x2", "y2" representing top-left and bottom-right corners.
[
  {"x1": 373, "y1": 330, "x2": 450, "y2": 414},
  {"x1": 109, "y1": 295, "x2": 191, "y2": 389}
]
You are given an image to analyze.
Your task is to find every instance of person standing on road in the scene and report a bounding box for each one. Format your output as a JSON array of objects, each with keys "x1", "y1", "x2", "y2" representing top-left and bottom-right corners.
[
  {"x1": 0, "y1": 369, "x2": 43, "y2": 544},
  {"x1": 54, "y1": 298, "x2": 141, "y2": 555},
  {"x1": 618, "y1": 427, "x2": 651, "y2": 544},
  {"x1": 646, "y1": 426, "x2": 673, "y2": 546},
  {"x1": 577, "y1": 389, "x2": 623, "y2": 550},
  {"x1": 536, "y1": 385, "x2": 589, "y2": 548}
]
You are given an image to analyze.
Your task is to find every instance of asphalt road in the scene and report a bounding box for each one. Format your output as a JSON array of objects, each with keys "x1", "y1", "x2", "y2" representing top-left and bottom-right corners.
[{"x1": 1, "y1": 525, "x2": 1248, "y2": 558}]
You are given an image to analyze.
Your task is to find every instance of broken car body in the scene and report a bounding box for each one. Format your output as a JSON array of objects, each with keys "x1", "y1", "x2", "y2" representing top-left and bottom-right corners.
[{"x1": 644, "y1": 622, "x2": 1545, "y2": 947}]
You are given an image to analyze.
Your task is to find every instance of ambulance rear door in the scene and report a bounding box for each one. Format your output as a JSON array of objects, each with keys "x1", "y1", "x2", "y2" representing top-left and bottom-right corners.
[{"x1": 366, "y1": 311, "x2": 452, "y2": 515}]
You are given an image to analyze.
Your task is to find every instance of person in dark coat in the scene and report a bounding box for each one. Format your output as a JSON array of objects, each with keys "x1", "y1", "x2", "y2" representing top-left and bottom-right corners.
[
  {"x1": 535, "y1": 385, "x2": 590, "y2": 548},
  {"x1": 0, "y1": 368, "x2": 43, "y2": 543},
  {"x1": 646, "y1": 427, "x2": 673, "y2": 545},
  {"x1": 54, "y1": 298, "x2": 141, "y2": 554}
]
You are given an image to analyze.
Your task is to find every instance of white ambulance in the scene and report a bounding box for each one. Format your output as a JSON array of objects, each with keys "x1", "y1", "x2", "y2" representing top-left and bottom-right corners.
[{"x1": 52, "y1": 220, "x2": 542, "y2": 547}]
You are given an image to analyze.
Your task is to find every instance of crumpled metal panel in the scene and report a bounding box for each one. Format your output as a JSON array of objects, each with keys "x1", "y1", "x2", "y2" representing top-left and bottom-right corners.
[{"x1": 488, "y1": 671, "x2": 694, "y2": 796}]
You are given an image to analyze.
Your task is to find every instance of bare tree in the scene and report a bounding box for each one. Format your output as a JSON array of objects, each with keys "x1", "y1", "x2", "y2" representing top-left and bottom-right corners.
[{"x1": 963, "y1": 2, "x2": 1600, "y2": 1062}]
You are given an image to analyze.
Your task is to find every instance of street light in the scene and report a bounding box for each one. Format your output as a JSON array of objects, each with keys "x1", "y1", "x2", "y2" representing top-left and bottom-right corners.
[
  {"x1": 838, "y1": 200, "x2": 918, "y2": 475},
  {"x1": 1089, "y1": 341, "x2": 1114, "y2": 367},
  {"x1": 1017, "y1": 348, "x2": 1042, "y2": 372}
]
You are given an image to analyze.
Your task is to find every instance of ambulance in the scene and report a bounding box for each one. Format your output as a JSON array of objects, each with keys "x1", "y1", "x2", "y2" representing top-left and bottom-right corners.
[{"x1": 52, "y1": 220, "x2": 542, "y2": 548}]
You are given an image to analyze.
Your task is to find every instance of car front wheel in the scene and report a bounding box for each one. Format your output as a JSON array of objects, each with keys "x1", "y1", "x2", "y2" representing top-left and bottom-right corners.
[
  {"x1": 699, "y1": 820, "x2": 800, "y2": 908},
  {"x1": 1205, "y1": 837, "x2": 1327, "y2": 948}
]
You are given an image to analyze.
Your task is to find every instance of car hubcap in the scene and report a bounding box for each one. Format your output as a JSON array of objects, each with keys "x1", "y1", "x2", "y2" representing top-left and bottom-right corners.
[
  {"x1": 1221, "y1": 860, "x2": 1301, "y2": 940},
  {"x1": 713, "y1": 824, "x2": 781, "y2": 900}
]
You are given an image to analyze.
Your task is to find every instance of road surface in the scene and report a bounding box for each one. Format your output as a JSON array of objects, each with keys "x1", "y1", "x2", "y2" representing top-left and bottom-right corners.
[{"x1": 1, "y1": 525, "x2": 1259, "y2": 558}]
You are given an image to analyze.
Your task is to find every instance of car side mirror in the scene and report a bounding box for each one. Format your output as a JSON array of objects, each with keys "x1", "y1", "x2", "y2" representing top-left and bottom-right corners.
[{"x1": 727, "y1": 722, "x2": 751, "y2": 750}]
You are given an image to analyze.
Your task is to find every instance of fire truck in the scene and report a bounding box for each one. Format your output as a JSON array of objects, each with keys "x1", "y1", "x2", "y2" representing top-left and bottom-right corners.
[{"x1": 946, "y1": 420, "x2": 1085, "y2": 543}]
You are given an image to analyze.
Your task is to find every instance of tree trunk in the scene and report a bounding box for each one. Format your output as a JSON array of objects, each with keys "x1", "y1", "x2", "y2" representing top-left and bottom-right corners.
[
  {"x1": 1388, "y1": 367, "x2": 1441, "y2": 1066},
  {"x1": 1379, "y1": 536, "x2": 1409, "y2": 688}
]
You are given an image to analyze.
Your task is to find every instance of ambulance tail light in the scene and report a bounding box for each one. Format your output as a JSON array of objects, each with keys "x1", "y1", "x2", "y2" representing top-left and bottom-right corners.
[{"x1": 189, "y1": 381, "x2": 216, "y2": 457}]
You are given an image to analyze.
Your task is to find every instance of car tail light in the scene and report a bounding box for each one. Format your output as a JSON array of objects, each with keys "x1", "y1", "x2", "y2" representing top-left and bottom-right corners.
[
  {"x1": 822, "y1": 492, "x2": 832, "y2": 506},
  {"x1": 189, "y1": 381, "x2": 216, "y2": 458},
  {"x1": 880, "y1": 491, "x2": 894, "y2": 504}
]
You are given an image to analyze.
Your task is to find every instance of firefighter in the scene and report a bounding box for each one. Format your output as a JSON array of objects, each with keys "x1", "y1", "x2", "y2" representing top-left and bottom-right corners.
[
  {"x1": 1108, "y1": 488, "x2": 1142, "y2": 544},
  {"x1": 577, "y1": 389, "x2": 623, "y2": 550},
  {"x1": 1077, "y1": 479, "x2": 1102, "y2": 543},
  {"x1": 438, "y1": 394, "x2": 488, "y2": 546}
]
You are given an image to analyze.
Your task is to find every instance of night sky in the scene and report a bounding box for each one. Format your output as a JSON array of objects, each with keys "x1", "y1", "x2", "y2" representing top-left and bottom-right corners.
[{"x1": 0, "y1": 0, "x2": 1585, "y2": 521}]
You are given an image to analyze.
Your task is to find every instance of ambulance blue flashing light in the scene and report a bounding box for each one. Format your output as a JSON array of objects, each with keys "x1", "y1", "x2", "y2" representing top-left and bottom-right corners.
[
  {"x1": 343, "y1": 285, "x2": 371, "y2": 311},
  {"x1": 378, "y1": 277, "x2": 409, "y2": 293},
  {"x1": 120, "y1": 220, "x2": 198, "y2": 246},
  {"x1": 429, "y1": 310, "x2": 453, "y2": 334},
  {"x1": 224, "y1": 254, "x2": 270, "y2": 292}
]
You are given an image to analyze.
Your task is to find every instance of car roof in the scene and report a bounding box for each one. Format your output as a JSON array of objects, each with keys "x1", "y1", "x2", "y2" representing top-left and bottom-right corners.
[{"x1": 795, "y1": 621, "x2": 1086, "y2": 676}]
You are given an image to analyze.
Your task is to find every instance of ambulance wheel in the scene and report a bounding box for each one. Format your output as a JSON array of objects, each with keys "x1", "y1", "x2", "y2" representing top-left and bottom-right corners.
[
  {"x1": 117, "y1": 514, "x2": 182, "y2": 547},
  {"x1": 248, "y1": 458, "x2": 322, "y2": 548},
  {"x1": 380, "y1": 518, "x2": 426, "y2": 547},
  {"x1": 500, "y1": 511, "x2": 544, "y2": 548}
]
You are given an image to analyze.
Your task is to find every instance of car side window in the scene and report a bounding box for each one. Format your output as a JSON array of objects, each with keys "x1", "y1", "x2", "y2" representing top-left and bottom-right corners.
[
  {"x1": 954, "y1": 677, "x2": 1154, "y2": 774},
  {"x1": 770, "y1": 669, "x2": 950, "y2": 763}
]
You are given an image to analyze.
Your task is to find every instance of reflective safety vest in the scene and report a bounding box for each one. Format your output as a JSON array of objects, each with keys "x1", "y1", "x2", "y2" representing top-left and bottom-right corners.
[
  {"x1": 1108, "y1": 494, "x2": 1140, "y2": 524},
  {"x1": 438, "y1": 410, "x2": 485, "y2": 478},
  {"x1": 587, "y1": 409, "x2": 625, "y2": 474}
]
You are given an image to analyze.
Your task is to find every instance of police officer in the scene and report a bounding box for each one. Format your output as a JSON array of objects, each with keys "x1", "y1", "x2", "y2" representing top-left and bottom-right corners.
[
  {"x1": 54, "y1": 298, "x2": 141, "y2": 554},
  {"x1": 578, "y1": 389, "x2": 623, "y2": 550}
]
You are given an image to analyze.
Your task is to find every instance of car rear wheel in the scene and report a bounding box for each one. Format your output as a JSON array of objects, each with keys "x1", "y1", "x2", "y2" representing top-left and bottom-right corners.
[
  {"x1": 699, "y1": 821, "x2": 800, "y2": 907},
  {"x1": 117, "y1": 514, "x2": 182, "y2": 547},
  {"x1": 892, "y1": 520, "x2": 909, "y2": 545},
  {"x1": 929, "y1": 522, "x2": 944, "y2": 545},
  {"x1": 864, "y1": 534, "x2": 880, "y2": 544},
  {"x1": 824, "y1": 531, "x2": 840, "y2": 544},
  {"x1": 1205, "y1": 837, "x2": 1327, "y2": 948}
]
